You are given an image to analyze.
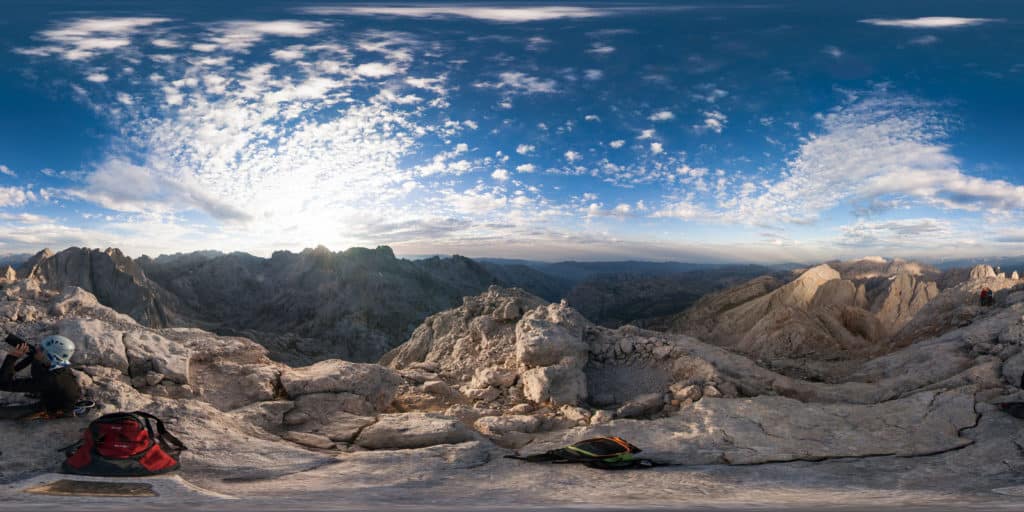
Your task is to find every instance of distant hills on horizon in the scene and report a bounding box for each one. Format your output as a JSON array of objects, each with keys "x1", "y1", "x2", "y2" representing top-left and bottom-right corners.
[{"x1": 3, "y1": 246, "x2": 1024, "y2": 275}]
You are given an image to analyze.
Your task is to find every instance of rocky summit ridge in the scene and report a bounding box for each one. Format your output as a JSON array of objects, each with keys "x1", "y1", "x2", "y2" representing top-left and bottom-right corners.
[{"x1": 2, "y1": 251, "x2": 1024, "y2": 506}]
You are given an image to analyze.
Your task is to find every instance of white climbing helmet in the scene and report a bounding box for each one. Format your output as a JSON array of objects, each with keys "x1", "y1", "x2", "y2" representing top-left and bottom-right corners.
[{"x1": 40, "y1": 335, "x2": 75, "y2": 366}]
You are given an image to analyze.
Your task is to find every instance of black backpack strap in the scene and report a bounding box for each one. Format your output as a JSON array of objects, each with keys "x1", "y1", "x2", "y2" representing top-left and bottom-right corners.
[{"x1": 133, "y1": 411, "x2": 187, "y2": 452}]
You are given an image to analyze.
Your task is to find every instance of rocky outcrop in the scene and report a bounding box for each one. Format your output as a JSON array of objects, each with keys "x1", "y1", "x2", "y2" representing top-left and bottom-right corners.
[
  {"x1": 872, "y1": 273, "x2": 940, "y2": 337},
  {"x1": 137, "y1": 247, "x2": 532, "y2": 364},
  {"x1": 666, "y1": 261, "x2": 948, "y2": 367},
  {"x1": 4, "y1": 261, "x2": 1024, "y2": 497},
  {"x1": 530, "y1": 389, "x2": 977, "y2": 465},
  {"x1": 18, "y1": 247, "x2": 183, "y2": 328}
]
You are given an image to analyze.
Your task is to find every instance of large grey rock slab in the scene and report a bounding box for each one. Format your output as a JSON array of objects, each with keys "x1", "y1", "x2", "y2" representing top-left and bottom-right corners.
[
  {"x1": 284, "y1": 393, "x2": 375, "y2": 425},
  {"x1": 1003, "y1": 352, "x2": 1024, "y2": 388},
  {"x1": 124, "y1": 330, "x2": 191, "y2": 384},
  {"x1": 355, "y1": 413, "x2": 476, "y2": 450},
  {"x1": 280, "y1": 359, "x2": 401, "y2": 410},
  {"x1": 57, "y1": 317, "x2": 129, "y2": 372},
  {"x1": 515, "y1": 302, "x2": 588, "y2": 367},
  {"x1": 529, "y1": 390, "x2": 977, "y2": 465}
]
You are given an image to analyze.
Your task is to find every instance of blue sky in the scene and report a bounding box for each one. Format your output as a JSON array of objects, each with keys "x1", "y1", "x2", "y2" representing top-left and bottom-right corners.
[{"x1": 1, "y1": 1, "x2": 1023, "y2": 262}]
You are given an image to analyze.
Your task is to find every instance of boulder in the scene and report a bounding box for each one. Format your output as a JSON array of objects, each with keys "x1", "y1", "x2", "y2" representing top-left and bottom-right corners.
[
  {"x1": 227, "y1": 400, "x2": 295, "y2": 433},
  {"x1": 614, "y1": 393, "x2": 664, "y2": 418},
  {"x1": 57, "y1": 318, "x2": 129, "y2": 372},
  {"x1": 560, "y1": 405, "x2": 591, "y2": 424},
  {"x1": 318, "y1": 414, "x2": 377, "y2": 443},
  {"x1": 282, "y1": 431, "x2": 336, "y2": 450},
  {"x1": 124, "y1": 330, "x2": 190, "y2": 384},
  {"x1": 1004, "y1": 352, "x2": 1024, "y2": 388},
  {"x1": 284, "y1": 393, "x2": 376, "y2": 425},
  {"x1": 470, "y1": 366, "x2": 518, "y2": 389},
  {"x1": 422, "y1": 380, "x2": 452, "y2": 396},
  {"x1": 670, "y1": 383, "x2": 702, "y2": 402},
  {"x1": 280, "y1": 359, "x2": 401, "y2": 410},
  {"x1": 515, "y1": 302, "x2": 588, "y2": 368},
  {"x1": 354, "y1": 413, "x2": 476, "y2": 450},
  {"x1": 521, "y1": 364, "x2": 586, "y2": 405},
  {"x1": 473, "y1": 414, "x2": 543, "y2": 437}
]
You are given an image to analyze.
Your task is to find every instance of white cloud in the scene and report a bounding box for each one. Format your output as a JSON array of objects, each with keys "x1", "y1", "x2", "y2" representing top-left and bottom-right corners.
[
  {"x1": 859, "y1": 17, "x2": 1001, "y2": 29},
  {"x1": 85, "y1": 72, "x2": 109, "y2": 83},
  {"x1": 586, "y1": 43, "x2": 615, "y2": 54},
  {"x1": 200, "y1": 20, "x2": 327, "y2": 52},
  {"x1": 838, "y1": 218, "x2": 953, "y2": 247},
  {"x1": 909, "y1": 35, "x2": 940, "y2": 45},
  {"x1": 67, "y1": 158, "x2": 250, "y2": 221},
  {"x1": 584, "y1": 114, "x2": 600, "y2": 122},
  {"x1": 583, "y1": 69, "x2": 604, "y2": 80},
  {"x1": 727, "y1": 93, "x2": 1024, "y2": 225},
  {"x1": 18, "y1": 17, "x2": 171, "y2": 61},
  {"x1": 564, "y1": 150, "x2": 582, "y2": 162},
  {"x1": 271, "y1": 48, "x2": 305, "y2": 60},
  {"x1": 491, "y1": 169, "x2": 510, "y2": 181},
  {"x1": 526, "y1": 36, "x2": 551, "y2": 51},
  {"x1": 516, "y1": 163, "x2": 536, "y2": 173},
  {"x1": 473, "y1": 72, "x2": 558, "y2": 94},
  {"x1": 650, "y1": 142, "x2": 664, "y2": 154},
  {"x1": 446, "y1": 188, "x2": 507, "y2": 215},
  {"x1": 355, "y1": 62, "x2": 401, "y2": 78},
  {"x1": 150, "y1": 38, "x2": 179, "y2": 48},
  {"x1": 694, "y1": 111, "x2": 727, "y2": 134},
  {"x1": 405, "y1": 76, "x2": 448, "y2": 95},
  {"x1": 609, "y1": 140, "x2": 625, "y2": 149},
  {"x1": 637, "y1": 129, "x2": 655, "y2": 140},
  {"x1": 652, "y1": 201, "x2": 705, "y2": 220},
  {"x1": 300, "y1": 6, "x2": 618, "y2": 23},
  {"x1": 648, "y1": 110, "x2": 675, "y2": 122},
  {"x1": 0, "y1": 165, "x2": 16, "y2": 177},
  {"x1": 0, "y1": 187, "x2": 37, "y2": 208},
  {"x1": 823, "y1": 45, "x2": 843, "y2": 58},
  {"x1": 116, "y1": 92, "x2": 133, "y2": 105},
  {"x1": 516, "y1": 144, "x2": 535, "y2": 155}
]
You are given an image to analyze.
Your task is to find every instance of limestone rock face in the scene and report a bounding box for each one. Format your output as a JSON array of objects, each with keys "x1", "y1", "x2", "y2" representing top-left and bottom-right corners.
[
  {"x1": 531, "y1": 390, "x2": 977, "y2": 465},
  {"x1": 20, "y1": 248, "x2": 181, "y2": 327},
  {"x1": 666, "y1": 261, "x2": 949, "y2": 366},
  {"x1": 1, "y1": 265, "x2": 16, "y2": 283},
  {"x1": 873, "y1": 273, "x2": 940, "y2": 337},
  {"x1": 354, "y1": 413, "x2": 476, "y2": 450},
  {"x1": 280, "y1": 359, "x2": 401, "y2": 410},
  {"x1": 970, "y1": 265, "x2": 997, "y2": 280},
  {"x1": 57, "y1": 318, "x2": 130, "y2": 372},
  {"x1": 515, "y1": 302, "x2": 588, "y2": 368},
  {"x1": 1004, "y1": 352, "x2": 1024, "y2": 388},
  {"x1": 124, "y1": 330, "x2": 191, "y2": 385},
  {"x1": 521, "y1": 363, "x2": 586, "y2": 405},
  {"x1": 381, "y1": 286, "x2": 547, "y2": 380}
]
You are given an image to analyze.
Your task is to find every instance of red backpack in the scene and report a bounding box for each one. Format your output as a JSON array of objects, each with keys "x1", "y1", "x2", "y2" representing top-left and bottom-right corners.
[{"x1": 62, "y1": 411, "x2": 187, "y2": 476}]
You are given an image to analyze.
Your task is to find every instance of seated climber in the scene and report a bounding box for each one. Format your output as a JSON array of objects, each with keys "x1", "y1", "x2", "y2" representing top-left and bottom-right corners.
[{"x1": 0, "y1": 334, "x2": 81, "y2": 420}]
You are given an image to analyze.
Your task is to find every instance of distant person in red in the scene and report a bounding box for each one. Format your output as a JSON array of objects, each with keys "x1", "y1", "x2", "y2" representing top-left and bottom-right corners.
[{"x1": 979, "y1": 287, "x2": 994, "y2": 307}]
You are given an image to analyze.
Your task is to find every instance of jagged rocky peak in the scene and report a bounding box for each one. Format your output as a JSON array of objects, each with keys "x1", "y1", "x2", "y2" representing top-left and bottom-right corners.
[
  {"x1": 664, "y1": 259, "x2": 952, "y2": 370},
  {"x1": 10, "y1": 246, "x2": 180, "y2": 328},
  {"x1": 970, "y1": 264, "x2": 997, "y2": 281},
  {"x1": 828, "y1": 256, "x2": 939, "y2": 280}
]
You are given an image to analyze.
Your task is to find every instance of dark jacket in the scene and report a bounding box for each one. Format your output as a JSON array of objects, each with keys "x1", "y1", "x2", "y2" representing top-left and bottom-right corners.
[{"x1": 0, "y1": 354, "x2": 81, "y2": 413}]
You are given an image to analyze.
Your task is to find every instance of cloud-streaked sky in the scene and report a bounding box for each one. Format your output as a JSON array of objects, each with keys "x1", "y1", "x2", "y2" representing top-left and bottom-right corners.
[{"x1": 1, "y1": 1, "x2": 1022, "y2": 262}]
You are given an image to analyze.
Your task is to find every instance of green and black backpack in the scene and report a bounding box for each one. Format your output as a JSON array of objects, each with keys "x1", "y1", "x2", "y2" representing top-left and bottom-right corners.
[{"x1": 506, "y1": 436, "x2": 661, "y2": 470}]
